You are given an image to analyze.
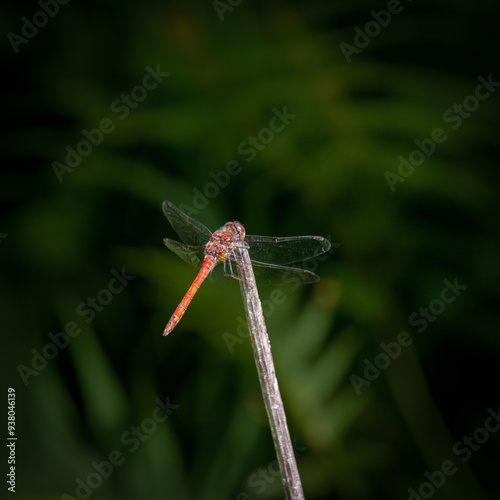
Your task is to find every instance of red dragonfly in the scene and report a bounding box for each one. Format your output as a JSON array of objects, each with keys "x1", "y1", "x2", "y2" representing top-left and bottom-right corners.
[{"x1": 162, "y1": 201, "x2": 331, "y2": 336}]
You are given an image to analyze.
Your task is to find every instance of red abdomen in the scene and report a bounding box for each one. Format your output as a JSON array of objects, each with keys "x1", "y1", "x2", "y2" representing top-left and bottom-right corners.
[{"x1": 163, "y1": 256, "x2": 216, "y2": 336}]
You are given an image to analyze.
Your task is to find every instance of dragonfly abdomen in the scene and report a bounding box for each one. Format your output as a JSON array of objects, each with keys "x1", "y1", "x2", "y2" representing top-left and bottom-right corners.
[{"x1": 163, "y1": 255, "x2": 216, "y2": 336}]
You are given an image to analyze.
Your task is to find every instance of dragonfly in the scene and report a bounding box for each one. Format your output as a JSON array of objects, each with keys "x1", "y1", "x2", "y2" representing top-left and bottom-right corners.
[{"x1": 162, "y1": 201, "x2": 331, "y2": 336}]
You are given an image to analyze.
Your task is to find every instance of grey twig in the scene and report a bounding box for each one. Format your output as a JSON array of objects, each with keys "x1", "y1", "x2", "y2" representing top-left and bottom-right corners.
[{"x1": 237, "y1": 245, "x2": 305, "y2": 500}]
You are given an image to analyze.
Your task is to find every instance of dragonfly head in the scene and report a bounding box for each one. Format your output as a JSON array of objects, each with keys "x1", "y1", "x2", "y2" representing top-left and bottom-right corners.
[{"x1": 224, "y1": 221, "x2": 246, "y2": 241}]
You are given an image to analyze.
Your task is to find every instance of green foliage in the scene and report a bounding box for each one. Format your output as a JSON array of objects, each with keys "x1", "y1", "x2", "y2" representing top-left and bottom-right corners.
[{"x1": 1, "y1": 1, "x2": 499, "y2": 499}]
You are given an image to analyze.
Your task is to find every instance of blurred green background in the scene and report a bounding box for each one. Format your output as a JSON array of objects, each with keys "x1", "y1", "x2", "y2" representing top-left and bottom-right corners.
[{"x1": 1, "y1": 1, "x2": 499, "y2": 499}]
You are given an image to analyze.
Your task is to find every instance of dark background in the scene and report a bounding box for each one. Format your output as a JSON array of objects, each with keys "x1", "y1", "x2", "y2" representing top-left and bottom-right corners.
[{"x1": 1, "y1": 1, "x2": 499, "y2": 499}]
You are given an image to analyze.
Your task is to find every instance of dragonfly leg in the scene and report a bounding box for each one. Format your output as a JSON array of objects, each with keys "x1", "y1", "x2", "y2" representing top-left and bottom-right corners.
[
  {"x1": 224, "y1": 241, "x2": 249, "y2": 280},
  {"x1": 223, "y1": 256, "x2": 242, "y2": 280}
]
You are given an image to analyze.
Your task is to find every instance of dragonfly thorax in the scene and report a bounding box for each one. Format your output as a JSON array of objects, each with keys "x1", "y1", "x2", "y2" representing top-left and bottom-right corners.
[{"x1": 204, "y1": 221, "x2": 246, "y2": 263}]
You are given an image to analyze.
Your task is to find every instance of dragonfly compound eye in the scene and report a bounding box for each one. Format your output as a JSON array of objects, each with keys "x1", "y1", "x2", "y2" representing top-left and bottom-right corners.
[
  {"x1": 223, "y1": 221, "x2": 245, "y2": 240},
  {"x1": 232, "y1": 221, "x2": 246, "y2": 240}
]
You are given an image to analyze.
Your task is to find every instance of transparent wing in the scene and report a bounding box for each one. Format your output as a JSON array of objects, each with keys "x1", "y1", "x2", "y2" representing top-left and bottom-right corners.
[
  {"x1": 163, "y1": 238, "x2": 205, "y2": 268},
  {"x1": 165, "y1": 239, "x2": 323, "y2": 286},
  {"x1": 223, "y1": 252, "x2": 320, "y2": 286},
  {"x1": 244, "y1": 235, "x2": 331, "y2": 266},
  {"x1": 249, "y1": 260, "x2": 320, "y2": 286},
  {"x1": 162, "y1": 201, "x2": 212, "y2": 247}
]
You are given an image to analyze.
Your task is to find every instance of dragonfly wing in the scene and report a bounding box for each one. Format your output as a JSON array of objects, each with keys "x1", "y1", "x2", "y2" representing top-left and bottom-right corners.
[
  {"x1": 164, "y1": 238, "x2": 205, "y2": 267},
  {"x1": 244, "y1": 235, "x2": 331, "y2": 265},
  {"x1": 248, "y1": 260, "x2": 320, "y2": 286},
  {"x1": 162, "y1": 201, "x2": 212, "y2": 247}
]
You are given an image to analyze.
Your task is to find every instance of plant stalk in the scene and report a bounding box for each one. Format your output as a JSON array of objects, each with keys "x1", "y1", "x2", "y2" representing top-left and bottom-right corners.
[{"x1": 237, "y1": 245, "x2": 305, "y2": 500}]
